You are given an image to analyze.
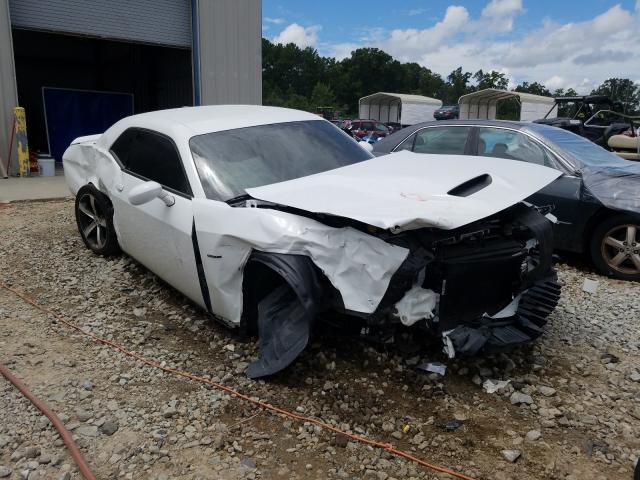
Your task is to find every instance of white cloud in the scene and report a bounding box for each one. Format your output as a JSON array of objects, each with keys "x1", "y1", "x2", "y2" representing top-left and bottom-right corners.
[
  {"x1": 544, "y1": 75, "x2": 565, "y2": 91},
  {"x1": 326, "y1": 43, "x2": 361, "y2": 61},
  {"x1": 264, "y1": 17, "x2": 285, "y2": 25},
  {"x1": 273, "y1": 23, "x2": 321, "y2": 48},
  {"x1": 481, "y1": 0, "x2": 523, "y2": 18},
  {"x1": 474, "y1": 0, "x2": 523, "y2": 33},
  {"x1": 383, "y1": 5, "x2": 470, "y2": 60},
  {"x1": 319, "y1": 0, "x2": 640, "y2": 94}
]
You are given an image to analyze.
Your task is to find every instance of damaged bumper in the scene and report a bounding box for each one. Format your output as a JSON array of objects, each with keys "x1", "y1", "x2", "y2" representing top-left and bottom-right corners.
[
  {"x1": 442, "y1": 275, "x2": 561, "y2": 357},
  {"x1": 246, "y1": 202, "x2": 560, "y2": 378},
  {"x1": 360, "y1": 203, "x2": 561, "y2": 357}
]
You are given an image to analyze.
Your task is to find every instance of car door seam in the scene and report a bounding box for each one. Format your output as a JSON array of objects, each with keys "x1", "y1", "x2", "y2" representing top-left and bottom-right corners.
[{"x1": 192, "y1": 221, "x2": 213, "y2": 313}]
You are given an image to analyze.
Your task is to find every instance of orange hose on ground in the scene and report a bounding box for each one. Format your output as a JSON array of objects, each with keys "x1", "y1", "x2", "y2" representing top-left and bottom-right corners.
[
  {"x1": 0, "y1": 362, "x2": 97, "y2": 480},
  {"x1": 0, "y1": 281, "x2": 477, "y2": 480}
]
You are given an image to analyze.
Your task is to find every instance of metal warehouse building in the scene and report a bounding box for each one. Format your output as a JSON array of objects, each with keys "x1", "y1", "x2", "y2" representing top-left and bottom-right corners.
[{"x1": 0, "y1": 0, "x2": 262, "y2": 175}]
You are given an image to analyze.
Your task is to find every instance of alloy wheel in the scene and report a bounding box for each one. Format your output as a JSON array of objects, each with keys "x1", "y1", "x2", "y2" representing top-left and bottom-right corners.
[
  {"x1": 601, "y1": 224, "x2": 640, "y2": 275},
  {"x1": 77, "y1": 193, "x2": 108, "y2": 250}
]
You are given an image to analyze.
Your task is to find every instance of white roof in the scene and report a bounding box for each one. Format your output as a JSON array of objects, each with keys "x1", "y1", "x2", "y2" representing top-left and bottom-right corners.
[
  {"x1": 458, "y1": 88, "x2": 556, "y2": 121},
  {"x1": 458, "y1": 88, "x2": 555, "y2": 105},
  {"x1": 99, "y1": 105, "x2": 321, "y2": 147},
  {"x1": 359, "y1": 92, "x2": 441, "y2": 105}
]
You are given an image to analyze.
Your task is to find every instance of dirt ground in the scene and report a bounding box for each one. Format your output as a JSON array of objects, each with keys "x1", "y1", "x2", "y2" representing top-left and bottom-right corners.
[{"x1": 1, "y1": 199, "x2": 639, "y2": 480}]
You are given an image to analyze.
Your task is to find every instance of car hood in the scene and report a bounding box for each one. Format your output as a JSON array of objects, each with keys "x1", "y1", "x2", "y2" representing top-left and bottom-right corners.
[{"x1": 246, "y1": 152, "x2": 562, "y2": 231}]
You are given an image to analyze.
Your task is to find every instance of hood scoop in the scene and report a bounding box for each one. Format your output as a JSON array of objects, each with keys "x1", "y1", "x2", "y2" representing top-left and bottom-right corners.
[{"x1": 447, "y1": 174, "x2": 492, "y2": 197}]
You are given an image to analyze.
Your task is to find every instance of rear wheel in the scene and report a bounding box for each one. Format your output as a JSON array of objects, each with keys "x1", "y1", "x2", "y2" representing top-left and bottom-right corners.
[
  {"x1": 590, "y1": 214, "x2": 640, "y2": 281},
  {"x1": 75, "y1": 185, "x2": 120, "y2": 256}
]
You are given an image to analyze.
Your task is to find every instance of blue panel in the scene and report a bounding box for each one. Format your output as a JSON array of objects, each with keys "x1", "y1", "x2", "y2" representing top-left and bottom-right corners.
[{"x1": 43, "y1": 88, "x2": 133, "y2": 161}]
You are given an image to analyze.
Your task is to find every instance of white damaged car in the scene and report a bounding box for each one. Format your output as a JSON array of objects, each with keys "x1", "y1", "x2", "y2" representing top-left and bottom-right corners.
[{"x1": 63, "y1": 106, "x2": 562, "y2": 378}]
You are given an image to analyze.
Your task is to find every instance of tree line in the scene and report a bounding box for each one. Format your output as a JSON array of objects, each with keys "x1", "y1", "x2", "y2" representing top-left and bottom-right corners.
[{"x1": 262, "y1": 38, "x2": 640, "y2": 118}]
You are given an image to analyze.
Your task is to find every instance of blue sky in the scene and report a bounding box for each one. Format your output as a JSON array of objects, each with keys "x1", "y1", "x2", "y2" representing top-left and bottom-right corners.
[{"x1": 263, "y1": 0, "x2": 640, "y2": 92}]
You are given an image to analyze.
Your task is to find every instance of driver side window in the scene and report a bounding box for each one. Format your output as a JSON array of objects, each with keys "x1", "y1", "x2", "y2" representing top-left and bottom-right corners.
[
  {"x1": 111, "y1": 128, "x2": 192, "y2": 196},
  {"x1": 476, "y1": 128, "x2": 552, "y2": 167}
]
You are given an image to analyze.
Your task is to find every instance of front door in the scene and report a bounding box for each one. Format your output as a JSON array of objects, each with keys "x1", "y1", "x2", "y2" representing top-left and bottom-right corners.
[{"x1": 107, "y1": 128, "x2": 205, "y2": 308}]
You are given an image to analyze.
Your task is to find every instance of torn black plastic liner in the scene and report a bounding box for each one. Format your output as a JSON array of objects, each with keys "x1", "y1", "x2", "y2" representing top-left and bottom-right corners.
[
  {"x1": 245, "y1": 253, "x2": 322, "y2": 378},
  {"x1": 440, "y1": 206, "x2": 561, "y2": 356},
  {"x1": 444, "y1": 275, "x2": 561, "y2": 356},
  {"x1": 246, "y1": 285, "x2": 311, "y2": 378}
]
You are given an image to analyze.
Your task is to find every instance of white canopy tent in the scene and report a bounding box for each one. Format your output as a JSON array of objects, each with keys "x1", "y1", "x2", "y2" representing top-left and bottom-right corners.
[
  {"x1": 359, "y1": 92, "x2": 442, "y2": 125},
  {"x1": 458, "y1": 88, "x2": 557, "y2": 122}
]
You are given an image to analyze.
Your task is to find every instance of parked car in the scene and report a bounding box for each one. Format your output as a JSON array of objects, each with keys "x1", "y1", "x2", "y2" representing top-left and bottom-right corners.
[
  {"x1": 64, "y1": 106, "x2": 561, "y2": 378},
  {"x1": 346, "y1": 119, "x2": 390, "y2": 141},
  {"x1": 434, "y1": 105, "x2": 459, "y2": 120},
  {"x1": 373, "y1": 120, "x2": 640, "y2": 280}
]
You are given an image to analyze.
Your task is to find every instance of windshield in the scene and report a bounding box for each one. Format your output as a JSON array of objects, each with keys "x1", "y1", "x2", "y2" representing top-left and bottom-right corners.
[
  {"x1": 525, "y1": 123, "x2": 631, "y2": 169},
  {"x1": 189, "y1": 120, "x2": 373, "y2": 201}
]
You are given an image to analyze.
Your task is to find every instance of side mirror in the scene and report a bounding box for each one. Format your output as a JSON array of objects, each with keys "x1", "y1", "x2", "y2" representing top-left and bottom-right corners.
[{"x1": 128, "y1": 181, "x2": 175, "y2": 206}]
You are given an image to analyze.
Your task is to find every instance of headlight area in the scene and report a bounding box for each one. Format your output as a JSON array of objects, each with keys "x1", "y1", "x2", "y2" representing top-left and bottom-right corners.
[{"x1": 354, "y1": 203, "x2": 561, "y2": 357}]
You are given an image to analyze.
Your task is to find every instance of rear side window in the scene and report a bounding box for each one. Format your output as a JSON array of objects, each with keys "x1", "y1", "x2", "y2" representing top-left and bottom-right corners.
[
  {"x1": 477, "y1": 127, "x2": 552, "y2": 167},
  {"x1": 412, "y1": 126, "x2": 471, "y2": 154},
  {"x1": 111, "y1": 128, "x2": 192, "y2": 196}
]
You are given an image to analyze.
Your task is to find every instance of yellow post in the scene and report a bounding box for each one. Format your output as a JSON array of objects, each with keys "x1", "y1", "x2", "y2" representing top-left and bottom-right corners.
[{"x1": 14, "y1": 107, "x2": 29, "y2": 177}]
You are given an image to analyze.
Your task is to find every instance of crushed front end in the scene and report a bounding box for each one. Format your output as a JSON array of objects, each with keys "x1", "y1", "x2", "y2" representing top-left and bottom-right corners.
[{"x1": 363, "y1": 202, "x2": 561, "y2": 357}]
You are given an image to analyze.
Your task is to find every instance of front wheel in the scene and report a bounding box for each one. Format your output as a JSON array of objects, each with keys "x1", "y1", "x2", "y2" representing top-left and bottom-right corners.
[
  {"x1": 590, "y1": 214, "x2": 640, "y2": 281},
  {"x1": 74, "y1": 185, "x2": 120, "y2": 256}
]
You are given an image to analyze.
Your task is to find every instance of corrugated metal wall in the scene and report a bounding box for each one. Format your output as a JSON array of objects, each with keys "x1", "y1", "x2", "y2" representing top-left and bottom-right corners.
[
  {"x1": 9, "y1": 0, "x2": 191, "y2": 47},
  {"x1": 197, "y1": 0, "x2": 262, "y2": 105},
  {"x1": 0, "y1": 0, "x2": 18, "y2": 175}
]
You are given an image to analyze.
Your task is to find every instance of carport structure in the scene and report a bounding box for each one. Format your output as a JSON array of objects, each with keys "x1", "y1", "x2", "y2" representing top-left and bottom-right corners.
[
  {"x1": 358, "y1": 92, "x2": 442, "y2": 126},
  {"x1": 458, "y1": 88, "x2": 556, "y2": 122}
]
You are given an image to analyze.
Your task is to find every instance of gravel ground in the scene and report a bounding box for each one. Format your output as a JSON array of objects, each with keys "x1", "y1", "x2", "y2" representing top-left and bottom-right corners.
[{"x1": 1, "y1": 199, "x2": 639, "y2": 480}]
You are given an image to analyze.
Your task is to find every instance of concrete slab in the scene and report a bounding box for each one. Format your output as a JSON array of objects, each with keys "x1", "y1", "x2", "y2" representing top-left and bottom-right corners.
[{"x1": 0, "y1": 168, "x2": 71, "y2": 203}]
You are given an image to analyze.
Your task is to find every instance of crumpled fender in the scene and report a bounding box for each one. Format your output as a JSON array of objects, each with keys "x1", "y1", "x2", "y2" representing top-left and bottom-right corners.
[
  {"x1": 192, "y1": 198, "x2": 410, "y2": 325},
  {"x1": 62, "y1": 139, "x2": 123, "y2": 197}
]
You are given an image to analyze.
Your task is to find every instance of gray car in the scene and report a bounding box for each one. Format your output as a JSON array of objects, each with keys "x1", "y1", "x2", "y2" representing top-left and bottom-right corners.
[{"x1": 373, "y1": 120, "x2": 640, "y2": 281}]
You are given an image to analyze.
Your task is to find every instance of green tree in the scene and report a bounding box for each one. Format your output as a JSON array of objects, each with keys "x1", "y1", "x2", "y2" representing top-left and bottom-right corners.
[
  {"x1": 473, "y1": 70, "x2": 509, "y2": 91},
  {"x1": 591, "y1": 78, "x2": 640, "y2": 113},
  {"x1": 418, "y1": 69, "x2": 447, "y2": 101},
  {"x1": 310, "y1": 82, "x2": 337, "y2": 108},
  {"x1": 551, "y1": 88, "x2": 578, "y2": 97},
  {"x1": 446, "y1": 67, "x2": 474, "y2": 104},
  {"x1": 515, "y1": 81, "x2": 551, "y2": 97}
]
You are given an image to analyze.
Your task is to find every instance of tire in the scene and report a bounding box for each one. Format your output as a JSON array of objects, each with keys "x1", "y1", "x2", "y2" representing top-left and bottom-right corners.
[
  {"x1": 74, "y1": 185, "x2": 120, "y2": 256},
  {"x1": 590, "y1": 213, "x2": 640, "y2": 281}
]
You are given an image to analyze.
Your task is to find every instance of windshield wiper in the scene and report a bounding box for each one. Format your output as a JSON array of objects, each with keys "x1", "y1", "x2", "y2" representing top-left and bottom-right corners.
[{"x1": 225, "y1": 193, "x2": 253, "y2": 205}]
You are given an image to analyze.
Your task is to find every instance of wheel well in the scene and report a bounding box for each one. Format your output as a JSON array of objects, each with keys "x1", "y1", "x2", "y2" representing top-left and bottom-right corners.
[
  {"x1": 581, "y1": 207, "x2": 621, "y2": 252},
  {"x1": 240, "y1": 253, "x2": 337, "y2": 336},
  {"x1": 82, "y1": 183, "x2": 114, "y2": 214},
  {"x1": 240, "y1": 261, "x2": 288, "y2": 336}
]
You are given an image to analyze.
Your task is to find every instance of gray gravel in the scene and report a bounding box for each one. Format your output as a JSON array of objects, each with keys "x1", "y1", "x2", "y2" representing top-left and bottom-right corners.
[{"x1": 1, "y1": 199, "x2": 639, "y2": 479}]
